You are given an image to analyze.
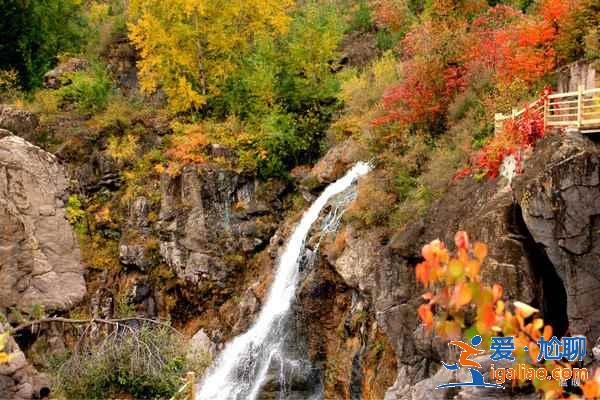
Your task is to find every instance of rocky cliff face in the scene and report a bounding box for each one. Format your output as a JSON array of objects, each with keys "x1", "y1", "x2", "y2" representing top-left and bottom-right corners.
[
  {"x1": 515, "y1": 132, "x2": 600, "y2": 344},
  {"x1": 0, "y1": 129, "x2": 86, "y2": 400},
  {"x1": 2, "y1": 73, "x2": 599, "y2": 400},
  {"x1": 328, "y1": 131, "x2": 600, "y2": 400},
  {"x1": 0, "y1": 129, "x2": 86, "y2": 313},
  {"x1": 156, "y1": 163, "x2": 286, "y2": 289}
]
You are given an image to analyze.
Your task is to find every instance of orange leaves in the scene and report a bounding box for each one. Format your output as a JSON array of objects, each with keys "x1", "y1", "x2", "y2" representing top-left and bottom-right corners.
[
  {"x1": 414, "y1": 232, "x2": 576, "y2": 396},
  {"x1": 416, "y1": 232, "x2": 494, "y2": 336},
  {"x1": 465, "y1": 259, "x2": 481, "y2": 280},
  {"x1": 164, "y1": 123, "x2": 208, "y2": 175},
  {"x1": 492, "y1": 284, "x2": 503, "y2": 302},
  {"x1": 540, "y1": 0, "x2": 572, "y2": 24},
  {"x1": 418, "y1": 304, "x2": 434, "y2": 327},
  {"x1": 543, "y1": 325, "x2": 553, "y2": 341},
  {"x1": 373, "y1": 1, "x2": 578, "y2": 133},
  {"x1": 581, "y1": 370, "x2": 600, "y2": 399},
  {"x1": 422, "y1": 239, "x2": 447, "y2": 262},
  {"x1": 451, "y1": 283, "x2": 472, "y2": 309},
  {"x1": 454, "y1": 231, "x2": 470, "y2": 250},
  {"x1": 416, "y1": 239, "x2": 448, "y2": 287},
  {"x1": 477, "y1": 302, "x2": 497, "y2": 333},
  {"x1": 473, "y1": 242, "x2": 488, "y2": 262},
  {"x1": 413, "y1": 230, "x2": 591, "y2": 400}
]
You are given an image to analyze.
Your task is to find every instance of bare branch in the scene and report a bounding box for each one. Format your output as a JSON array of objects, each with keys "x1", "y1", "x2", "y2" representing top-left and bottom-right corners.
[{"x1": 11, "y1": 317, "x2": 182, "y2": 336}]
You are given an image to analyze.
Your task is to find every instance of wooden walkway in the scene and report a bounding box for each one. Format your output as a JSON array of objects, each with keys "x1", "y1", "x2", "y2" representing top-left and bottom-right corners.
[{"x1": 495, "y1": 85, "x2": 600, "y2": 133}]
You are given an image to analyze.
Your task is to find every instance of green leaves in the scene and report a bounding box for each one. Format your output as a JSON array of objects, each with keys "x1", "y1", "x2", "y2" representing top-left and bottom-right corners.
[{"x1": 0, "y1": 0, "x2": 87, "y2": 89}]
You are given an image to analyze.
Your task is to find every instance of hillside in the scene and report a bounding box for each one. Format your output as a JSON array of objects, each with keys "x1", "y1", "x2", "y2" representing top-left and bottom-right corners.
[{"x1": 0, "y1": 0, "x2": 599, "y2": 399}]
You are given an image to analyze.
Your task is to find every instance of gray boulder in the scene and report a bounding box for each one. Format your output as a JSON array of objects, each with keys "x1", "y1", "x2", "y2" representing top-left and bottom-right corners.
[
  {"x1": 0, "y1": 106, "x2": 38, "y2": 141},
  {"x1": 0, "y1": 130, "x2": 86, "y2": 312},
  {"x1": 43, "y1": 58, "x2": 89, "y2": 89}
]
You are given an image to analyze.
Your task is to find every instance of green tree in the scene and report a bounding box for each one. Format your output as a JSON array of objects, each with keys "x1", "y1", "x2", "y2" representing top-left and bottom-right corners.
[
  {"x1": 211, "y1": 1, "x2": 346, "y2": 177},
  {"x1": 0, "y1": 0, "x2": 87, "y2": 88}
]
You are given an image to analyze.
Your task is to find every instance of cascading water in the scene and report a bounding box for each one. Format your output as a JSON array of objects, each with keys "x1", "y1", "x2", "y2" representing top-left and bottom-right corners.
[{"x1": 197, "y1": 162, "x2": 372, "y2": 400}]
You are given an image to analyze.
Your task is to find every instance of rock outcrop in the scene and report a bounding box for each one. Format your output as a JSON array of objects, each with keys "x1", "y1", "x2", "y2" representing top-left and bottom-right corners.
[
  {"x1": 0, "y1": 107, "x2": 38, "y2": 141},
  {"x1": 0, "y1": 129, "x2": 86, "y2": 312},
  {"x1": 156, "y1": 163, "x2": 286, "y2": 288},
  {"x1": 42, "y1": 58, "x2": 89, "y2": 89},
  {"x1": 0, "y1": 324, "x2": 50, "y2": 400},
  {"x1": 309, "y1": 139, "x2": 366, "y2": 184},
  {"x1": 514, "y1": 132, "x2": 600, "y2": 343},
  {"x1": 119, "y1": 196, "x2": 154, "y2": 270},
  {"x1": 105, "y1": 36, "x2": 139, "y2": 95}
]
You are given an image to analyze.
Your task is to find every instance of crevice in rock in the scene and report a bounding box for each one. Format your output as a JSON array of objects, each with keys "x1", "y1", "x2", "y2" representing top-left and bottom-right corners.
[
  {"x1": 349, "y1": 348, "x2": 364, "y2": 400},
  {"x1": 510, "y1": 203, "x2": 569, "y2": 337}
]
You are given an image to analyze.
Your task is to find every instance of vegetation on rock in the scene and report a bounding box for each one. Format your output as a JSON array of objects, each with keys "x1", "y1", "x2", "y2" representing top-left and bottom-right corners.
[
  {"x1": 1, "y1": 0, "x2": 600, "y2": 398},
  {"x1": 417, "y1": 231, "x2": 600, "y2": 399}
]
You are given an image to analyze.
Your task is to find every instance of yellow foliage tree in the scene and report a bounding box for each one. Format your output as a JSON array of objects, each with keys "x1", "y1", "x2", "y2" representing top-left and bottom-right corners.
[{"x1": 128, "y1": 0, "x2": 293, "y2": 113}]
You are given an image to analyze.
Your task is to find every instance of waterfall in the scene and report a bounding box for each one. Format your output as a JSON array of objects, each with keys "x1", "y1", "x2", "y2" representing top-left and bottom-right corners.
[{"x1": 197, "y1": 162, "x2": 372, "y2": 400}]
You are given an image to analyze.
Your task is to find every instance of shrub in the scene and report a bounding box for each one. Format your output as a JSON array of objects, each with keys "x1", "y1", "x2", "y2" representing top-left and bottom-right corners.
[
  {"x1": 415, "y1": 232, "x2": 600, "y2": 398},
  {"x1": 456, "y1": 91, "x2": 547, "y2": 180},
  {"x1": 121, "y1": 148, "x2": 166, "y2": 206},
  {"x1": 349, "y1": 0, "x2": 375, "y2": 32},
  {"x1": 56, "y1": 64, "x2": 112, "y2": 114},
  {"x1": 376, "y1": 28, "x2": 403, "y2": 51},
  {"x1": 53, "y1": 324, "x2": 207, "y2": 399},
  {"x1": 331, "y1": 51, "x2": 400, "y2": 142},
  {"x1": 164, "y1": 123, "x2": 208, "y2": 176},
  {"x1": 66, "y1": 195, "x2": 87, "y2": 235},
  {"x1": 345, "y1": 172, "x2": 396, "y2": 228},
  {"x1": 107, "y1": 134, "x2": 139, "y2": 163},
  {"x1": 0, "y1": 69, "x2": 21, "y2": 102},
  {"x1": 88, "y1": 95, "x2": 145, "y2": 132}
]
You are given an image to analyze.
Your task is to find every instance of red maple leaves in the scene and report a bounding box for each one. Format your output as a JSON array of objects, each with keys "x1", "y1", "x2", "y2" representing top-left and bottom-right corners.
[{"x1": 374, "y1": 0, "x2": 577, "y2": 130}]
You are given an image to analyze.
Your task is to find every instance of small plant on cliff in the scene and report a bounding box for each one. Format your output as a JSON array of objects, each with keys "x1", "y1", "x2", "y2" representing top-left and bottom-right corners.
[
  {"x1": 66, "y1": 195, "x2": 87, "y2": 234},
  {"x1": 416, "y1": 231, "x2": 600, "y2": 399},
  {"x1": 56, "y1": 64, "x2": 112, "y2": 115}
]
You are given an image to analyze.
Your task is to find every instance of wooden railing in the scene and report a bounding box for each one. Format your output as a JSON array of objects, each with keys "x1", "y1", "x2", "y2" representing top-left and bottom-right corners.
[
  {"x1": 495, "y1": 85, "x2": 600, "y2": 133},
  {"x1": 170, "y1": 372, "x2": 196, "y2": 400}
]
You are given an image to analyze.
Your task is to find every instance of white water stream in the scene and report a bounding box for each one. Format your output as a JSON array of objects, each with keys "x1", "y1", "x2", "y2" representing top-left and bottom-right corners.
[{"x1": 197, "y1": 162, "x2": 372, "y2": 400}]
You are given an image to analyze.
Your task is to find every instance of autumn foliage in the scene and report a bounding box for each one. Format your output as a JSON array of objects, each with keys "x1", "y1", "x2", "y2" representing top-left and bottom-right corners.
[
  {"x1": 456, "y1": 89, "x2": 548, "y2": 180},
  {"x1": 128, "y1": 0, "x2": 293, "y2": 113},
  {"x1": 374, "y1": 0, "x2": 579, "y2": 130},
  {"x1": 416, "y1": 231, "x2": 600, "y2": 399},
  {"x1": 162, "y1": 124, "x2": 207, "y2": 176}
]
